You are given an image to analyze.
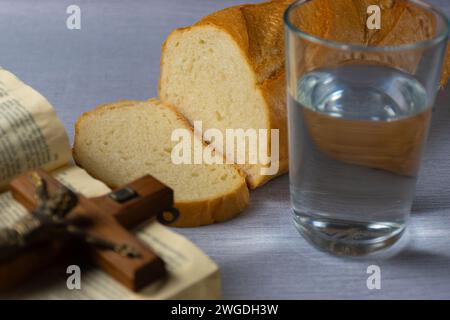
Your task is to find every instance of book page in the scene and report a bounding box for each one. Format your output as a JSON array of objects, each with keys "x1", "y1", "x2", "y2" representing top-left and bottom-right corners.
[
  {"x1": 0, "y1": 68, "x2": 71, "y2": 190},
  {"x1": 0, "y1": 166, "x2": 220, "y2": 299}
]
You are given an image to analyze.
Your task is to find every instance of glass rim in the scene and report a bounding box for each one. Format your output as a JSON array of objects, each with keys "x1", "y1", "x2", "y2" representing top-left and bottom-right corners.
[{"x1": 284, "y1": 0, "x2": 450, "y2": 52}]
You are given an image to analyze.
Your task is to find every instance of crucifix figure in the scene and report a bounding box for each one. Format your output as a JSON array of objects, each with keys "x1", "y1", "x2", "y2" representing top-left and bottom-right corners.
[{"x1": 0, "y1": 169, "x2": 178, "y2": 292}]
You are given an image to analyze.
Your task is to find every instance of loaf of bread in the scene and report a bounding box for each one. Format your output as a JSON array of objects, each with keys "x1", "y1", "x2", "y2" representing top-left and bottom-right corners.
[
  {"x1": 160, "y1": 0, "x2": 450, "y2": 183},
  {"x1": 73, "y1": 99, "x2": 249, "y2": 227}
]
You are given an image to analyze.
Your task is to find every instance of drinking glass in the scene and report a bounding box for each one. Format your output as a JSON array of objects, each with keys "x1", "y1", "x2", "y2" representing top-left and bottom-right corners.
[{"x1": 285, "y1": 0, "x2": 449, "y2": 255}]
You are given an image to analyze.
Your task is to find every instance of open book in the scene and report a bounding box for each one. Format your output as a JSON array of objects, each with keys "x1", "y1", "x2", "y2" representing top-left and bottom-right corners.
[{"x1": 0, "y1": 67, "x2": 220, "y2": 299}]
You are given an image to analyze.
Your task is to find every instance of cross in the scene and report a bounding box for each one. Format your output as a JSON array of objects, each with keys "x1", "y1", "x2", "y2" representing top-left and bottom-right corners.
[{"x1": 0, "y1": 169, "x2": 177, "y2": 292}]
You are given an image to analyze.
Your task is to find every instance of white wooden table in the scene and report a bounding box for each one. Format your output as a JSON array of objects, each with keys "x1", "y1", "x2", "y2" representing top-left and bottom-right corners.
[{"x1": 1, "y1": 0, "x2": 450, "y2": 299}]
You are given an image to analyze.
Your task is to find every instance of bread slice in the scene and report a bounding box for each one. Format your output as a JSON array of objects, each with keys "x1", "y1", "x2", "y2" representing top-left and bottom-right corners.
[
  {"x1": 73, "y1": 99, "x2": 249, "y2": 227},
  {"x1": 159, "y1": 0, "x2": 291, "y2": 189}
]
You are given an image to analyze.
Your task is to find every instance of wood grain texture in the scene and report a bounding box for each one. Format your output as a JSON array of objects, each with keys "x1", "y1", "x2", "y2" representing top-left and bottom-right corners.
[{"x1": 0, "y1": 0, "x2": 449, "y2": 299}]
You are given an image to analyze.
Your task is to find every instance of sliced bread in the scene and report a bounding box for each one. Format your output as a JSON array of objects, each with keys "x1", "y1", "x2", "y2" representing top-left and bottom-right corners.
[{"x1": 73, "y1": 99, "x2": 249, "y2": 227}]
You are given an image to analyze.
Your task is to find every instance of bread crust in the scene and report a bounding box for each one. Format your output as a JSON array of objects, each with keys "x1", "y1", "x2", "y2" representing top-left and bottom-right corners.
[{"x1": 73, "y1": 99, "x2": 250, "y2": 227}]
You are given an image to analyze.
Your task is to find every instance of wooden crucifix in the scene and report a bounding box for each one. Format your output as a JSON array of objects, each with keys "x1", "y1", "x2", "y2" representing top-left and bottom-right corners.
[{"x1": 0, "y1": 169, "x2": 177, "y2": 292}]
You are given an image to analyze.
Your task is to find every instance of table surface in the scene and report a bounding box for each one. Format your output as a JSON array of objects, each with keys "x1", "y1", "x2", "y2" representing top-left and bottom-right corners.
[{"x1": 1, "y1": 0, "x2": 450, "y2": 299}]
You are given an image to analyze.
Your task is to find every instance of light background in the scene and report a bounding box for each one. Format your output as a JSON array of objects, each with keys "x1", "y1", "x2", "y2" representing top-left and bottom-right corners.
[{"x1": 1, "y1": 0, "x2": 450, "y2": 299}]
